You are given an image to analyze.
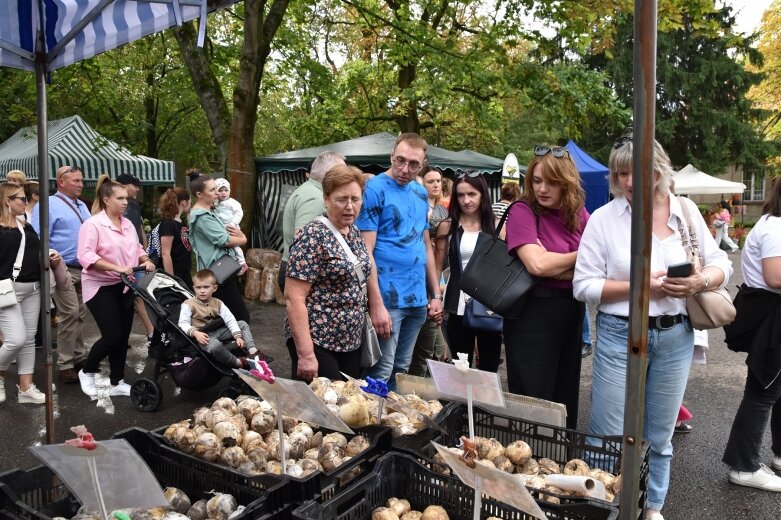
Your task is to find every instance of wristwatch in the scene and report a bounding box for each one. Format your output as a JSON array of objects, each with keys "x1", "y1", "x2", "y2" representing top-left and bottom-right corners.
[{"x1": 431, "y1": 293, "x2": 443, "y2": 301}]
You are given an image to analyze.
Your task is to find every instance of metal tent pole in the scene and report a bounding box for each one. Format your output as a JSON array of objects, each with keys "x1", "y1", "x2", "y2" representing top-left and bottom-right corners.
[
  {"x1": 619, "y1": 1, "x2": 658, "y2": 518},
  {"x1": 35, "y1": 25, "x2": 55, "y2": 446}
]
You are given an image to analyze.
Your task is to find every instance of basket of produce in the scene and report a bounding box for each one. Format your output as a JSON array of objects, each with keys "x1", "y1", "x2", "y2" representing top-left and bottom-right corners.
[
  {"x1": 0, "y1": 428, "x2": 289, "y2": 520},
  {"x1": 392, "y1": 402, "x2": 649, "y2": 519},
  {"x1": 154, "y1": 395, "x2": 392, "y2": 504},
  {"x1": 292, "y1": 451, "x2": 619, "y2": 520}
]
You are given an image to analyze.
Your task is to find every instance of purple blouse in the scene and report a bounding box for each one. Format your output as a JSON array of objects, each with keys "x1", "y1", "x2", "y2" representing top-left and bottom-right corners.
[{"x1": 505, "y1": 202, "x2": 589, "y2": 289}]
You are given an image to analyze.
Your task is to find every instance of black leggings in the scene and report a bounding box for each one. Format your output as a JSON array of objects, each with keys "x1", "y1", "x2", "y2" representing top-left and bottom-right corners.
[
  {"x1": 215, "y1": 276, "x2": 250, "y2": 323},
  {"x1": 84, "y1": 282, "x2": 135, "y2": 385},
  {"x1": 446, "y1": 314, "x2": 503, "y2": 372},
  {"x1": 286, "y1": 338, "x2": 362, "y2": 381}
]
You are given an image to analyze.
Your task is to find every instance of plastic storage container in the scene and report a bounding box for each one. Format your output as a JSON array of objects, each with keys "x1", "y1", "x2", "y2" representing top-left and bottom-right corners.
[
  {"x1": 393, "y1": 402, "x2": 649, "y2": 519},
  {"x1": 292, "y1": 451, "x2": 619, "y2": 520},
  {"x1": 0, "y1": 428, "x2": 290, "y2": 520},
  {"x1": 152, "y1": 422, "x2": 392, "y2": 504}
]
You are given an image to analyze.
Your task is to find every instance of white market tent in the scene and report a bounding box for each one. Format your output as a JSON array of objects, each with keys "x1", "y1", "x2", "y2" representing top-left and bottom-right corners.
[
  {"x1": 0, "y1": 115, "x2": 174, "y2": 185},
  {"x1": 672, "y1": 164, "x2": 746, "y2": 195}
]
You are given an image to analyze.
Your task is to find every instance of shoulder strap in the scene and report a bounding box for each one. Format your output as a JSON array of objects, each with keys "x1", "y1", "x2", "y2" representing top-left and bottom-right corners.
[
  {"x1": 12, "y1": 220, "x2": 26, "y2": 281},
  {"x1": 677, "y1": 196, "x2": 703, "y2": 265},
  {"x1": 316, "y1": 216, "x2": 367, "y2": 294},
  {"x1": 54, "y1": 193, "x2": 85, "y2": 223},
  {"x1": 496, "y1": 199, "x2": 539, "y2": 238}
]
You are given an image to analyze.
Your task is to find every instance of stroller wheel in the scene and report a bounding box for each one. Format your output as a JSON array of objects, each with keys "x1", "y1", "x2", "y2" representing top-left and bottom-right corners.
[{"x1": 130, "y1": 378, "x2": 163, "y2": 412}]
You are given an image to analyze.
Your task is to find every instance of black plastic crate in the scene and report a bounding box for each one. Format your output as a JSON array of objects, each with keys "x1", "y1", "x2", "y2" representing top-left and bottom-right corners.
[
  {"x1": 293, "y1": 451, "x2": 618, "y2": 520},
  {"x1": 0, "y1": 429, "x2": 291, "y2": 520},
  {"x1": 114, "y1": 428, "x2": 290, "y2": 516},
  {"x1": 152, "y1": 422, "x2": 392, "y2": 505},
  {"x1": 0, "y1": 466, "x2": 78, "y2": 520},
  {"x1": 392, "y1": 402, "x2": 649, "y2": 519}
]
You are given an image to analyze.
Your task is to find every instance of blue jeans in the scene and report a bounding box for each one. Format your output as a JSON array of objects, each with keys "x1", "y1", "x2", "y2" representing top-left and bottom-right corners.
[
  {"x1": 364, "y1": 306, "x2": 428, "y2": 391},
  {"x1": 589, "y1": 312, "x2": 693, "y2": 512},
  {"x1": 582, "y1": 309, "x2": 592, "y2": 345}
]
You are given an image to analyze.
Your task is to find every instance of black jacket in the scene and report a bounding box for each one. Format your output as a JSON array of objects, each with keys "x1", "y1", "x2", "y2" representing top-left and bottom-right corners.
[{"x1": 724, "y1": 284, "x2": 781, "y2": 388}]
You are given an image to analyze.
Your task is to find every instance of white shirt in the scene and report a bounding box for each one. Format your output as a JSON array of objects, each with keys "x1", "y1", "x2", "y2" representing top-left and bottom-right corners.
[
  {"x1": 741, "y1": 214, "x2": 781, "y2": 294},
  {"x1": 453, "y1": 230, "x2": 479, "y2": 316},
  {"x1": 573, "y1": 195, "x2": 732, "y2": 317},
  {"x1": 214, "y1": 197, "x2": 244, "y2": 226}
]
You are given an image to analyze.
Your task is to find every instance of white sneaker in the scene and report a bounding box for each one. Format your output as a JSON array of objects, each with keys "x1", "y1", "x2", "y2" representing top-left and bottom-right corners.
[
  {"x1": 0, "y1": 377, "x2": 5, "y2": 403},
  {"x1": 78, "y1": 370, "x2": 97, "y2": 397},
  {"x1": 645, "y1": 510, "x2": 664, "y2": 520},
  {"x1": 773, "y1": 456, "x2": 781, "y2": 471},
  {"x1": 109, "y1": 380, "x2": 131, "y2": 397},
  {"x1": 728, "y1": 464, "x2": 781, "y2": 492},
  {"x1": 17, "y1": 383, "x2": 45, "y2": 404}
]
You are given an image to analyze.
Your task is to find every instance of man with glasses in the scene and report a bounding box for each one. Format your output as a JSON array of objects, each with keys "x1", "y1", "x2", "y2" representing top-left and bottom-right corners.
[
  {"x1": 31, "y1": 165, "x2": 90, "y2": 383},
  {"x1": 357, "y1": 133, "x2": 443, "y2": 390},
  {"x1": 280, "y1": 151, "x2": 346, "y2": 293}
]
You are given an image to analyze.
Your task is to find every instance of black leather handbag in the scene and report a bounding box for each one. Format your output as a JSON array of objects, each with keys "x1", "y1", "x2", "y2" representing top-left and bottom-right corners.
[{"x1": 458, "y1": 200, "x2": 537, "y2": 319}]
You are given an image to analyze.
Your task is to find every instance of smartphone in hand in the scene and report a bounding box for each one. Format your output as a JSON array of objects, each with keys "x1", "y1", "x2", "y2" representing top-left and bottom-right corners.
[{"x1": 667, "y1": 261, "x2": 693, "y2": 278}]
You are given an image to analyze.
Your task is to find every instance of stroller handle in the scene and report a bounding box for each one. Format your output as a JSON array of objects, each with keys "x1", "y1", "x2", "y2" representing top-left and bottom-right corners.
[{"x1": 120, "y1": 266, "x2": 150, "y2": 286}]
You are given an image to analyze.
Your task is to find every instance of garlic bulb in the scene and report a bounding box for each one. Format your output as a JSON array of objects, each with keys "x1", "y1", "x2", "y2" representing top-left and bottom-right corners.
[
  {"x1": 220, "y1": 446, "x2": 248, "y2": 469},
  {"x1": 163, "y1": 487, "x2": 190, "y2": 514},
  {"x1": 240, "y1": 430, "x2": 266, "y2": 453},
  {"x1": 212, "y1": 421, "x2": 243, "y2": 448},
  {"x1": 211, "y1": 397, "x2": 238, "y2": 416},
  {"x1": 204, "y1": 408, "x2": 232, "y2": 430},
  {"x1": 194, "y1": 432, "x2": 221, "y2": 461},
  {"x1": 185, "y1": 499, "x2": 208, "y2": 520},
  {"x1": 504, "y1": 440, "x2": 532, "y2": 465},
  {"x1": 345, "y1": 435, "x2": 370, "y2": 457},
  {"x1": 206, "y1": 493, "x2": 237, "y2": 520},
  {"x1": 237, "y1": 397, "x2": 262, "y2": 423},
  {"x1": 250, "y1": 412, "x2": 276, "y2": 436},
  {"x1": 322, "y1": 432, "x2": 348, "y2": 449}
]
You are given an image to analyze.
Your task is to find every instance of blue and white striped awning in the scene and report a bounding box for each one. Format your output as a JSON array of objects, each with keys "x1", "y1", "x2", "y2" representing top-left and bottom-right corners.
[
  {"x1": 0, "y1": 115, "x2": 174, "y2": 184},
  {"x1": 0, "y1": 0, "x2": 237, "y2": 72}
]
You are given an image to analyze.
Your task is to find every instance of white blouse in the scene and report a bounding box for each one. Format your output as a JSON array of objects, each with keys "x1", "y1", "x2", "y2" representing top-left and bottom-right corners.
[
  {"x1": 573, "y1": 195, "x2": 732, "y2": 317},
  {"x1": 456, "y1": 230, "x2": 479, "y2": 315},
  {"x1": 741, "y1": 215, "x2": 781, "y2": 294}
]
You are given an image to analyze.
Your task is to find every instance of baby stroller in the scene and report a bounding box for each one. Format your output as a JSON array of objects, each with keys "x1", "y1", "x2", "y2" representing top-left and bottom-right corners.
[{"x1": 122, "y1": 269, "x2": 250, "y2": 412}]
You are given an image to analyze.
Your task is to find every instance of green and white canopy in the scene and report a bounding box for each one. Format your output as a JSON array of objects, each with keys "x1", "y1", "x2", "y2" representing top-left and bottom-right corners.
[{"x1": 0, "y1": 115, "x2": 174, "y2": 185}]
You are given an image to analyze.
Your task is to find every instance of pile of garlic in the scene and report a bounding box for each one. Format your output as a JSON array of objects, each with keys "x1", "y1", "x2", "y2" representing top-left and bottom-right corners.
[
  {"x1": 57, "y1": 488, "x2": 242, "y2": 520},
  {"x1": 372, "y1": 499, "x2": 505, "y2": 520},
  {"x1": 433, "y1": 437, "x2": 621, "y2": 503},
  {"x1": 162, "y1": 396, "x2": 369, "y2": 479},
  {"x1": 308, "y1": 377, "x2": 444, "y2": 436}
]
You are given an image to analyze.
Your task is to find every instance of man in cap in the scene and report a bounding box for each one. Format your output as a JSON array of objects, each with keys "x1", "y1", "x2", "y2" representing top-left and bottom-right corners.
[
  {"x1": 116, "y1": 173, "x2": 155, "y2": 345},
  {"x1": 31, "y1": 165, "x2": 90, "y2": 383}
]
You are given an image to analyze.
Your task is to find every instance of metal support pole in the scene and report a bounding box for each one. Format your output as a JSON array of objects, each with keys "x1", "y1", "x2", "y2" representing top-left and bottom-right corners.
[
  {"x1": 621, "y1": 1, "x2": 658, "y2": 518},
  {"x1": 35, "y1": 27, "x2": 55, "y2": 445}
]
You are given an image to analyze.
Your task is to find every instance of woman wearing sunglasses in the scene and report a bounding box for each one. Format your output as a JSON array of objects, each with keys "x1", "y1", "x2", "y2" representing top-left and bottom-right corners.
[
  {"x1": 504, "y1": 145, "x2": 588, "y2": 429},
  {"x1": 434, "y1": 171, "x2": 503, "y2": 372},
  {"x1": 573, "y1": 137, "x2": 731, "y2": 520}
]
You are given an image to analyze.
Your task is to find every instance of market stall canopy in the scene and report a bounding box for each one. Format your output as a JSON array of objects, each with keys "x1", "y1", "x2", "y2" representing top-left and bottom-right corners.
[
  {"x1": 0, "y1": 115, "x2": 174, "y2": 184},
  {"x1": 565, "y1": 140, "x2": 610, "y2": 214},
  {"x1": 0, "y1": 0, "x2": 236, "y2": 72},
  {"x1": 672, "y1": 164, "x2": 746, "y2": 195},
  {"x1": 256, "y1": 132, "x2": 513, "y2": 175}
]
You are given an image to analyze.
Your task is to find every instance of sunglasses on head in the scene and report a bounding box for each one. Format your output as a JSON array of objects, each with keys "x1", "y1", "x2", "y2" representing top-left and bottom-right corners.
[
  {"x1": 456, "y1": 170, "x2": 481, "y2": 179},
  {"x1": 534, "y1": 146, "x2": 569, "y2": 158},
  {"x1": 613, "y1": 134, "x2": 633, "y2": 149}
]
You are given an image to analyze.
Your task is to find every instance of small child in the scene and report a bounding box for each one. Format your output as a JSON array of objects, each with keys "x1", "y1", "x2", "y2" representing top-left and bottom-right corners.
[
  {"x1": 213, "y1": 178, "x2": 248, "y2": 274},
  {"x1": 179, "y1": 269, "x2": 258, "y2": 369}
]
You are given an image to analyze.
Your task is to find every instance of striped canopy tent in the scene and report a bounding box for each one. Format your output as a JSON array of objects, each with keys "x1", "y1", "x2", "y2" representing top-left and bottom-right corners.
[
  {"x1": 0, "y1": 115, "x2": 174, "y2": 185},
  {"x1": 0, "y1": 0, "x2": 237, "y2": 445}
]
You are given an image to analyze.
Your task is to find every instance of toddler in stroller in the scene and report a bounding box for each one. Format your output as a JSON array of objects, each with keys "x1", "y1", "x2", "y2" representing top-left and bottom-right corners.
[{"x1": 178, "y1": 269, "x2": 259, "y2": 369}]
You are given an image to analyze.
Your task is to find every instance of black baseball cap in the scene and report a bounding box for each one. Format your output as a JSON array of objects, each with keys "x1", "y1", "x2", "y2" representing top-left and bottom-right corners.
[{"x1": 116, "y1": 173, "x2": 141, "y2": 186}]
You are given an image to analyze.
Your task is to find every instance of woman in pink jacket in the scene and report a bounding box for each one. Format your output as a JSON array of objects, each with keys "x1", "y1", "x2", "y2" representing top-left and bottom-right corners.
[{"x1": 77, "y1": 175, "x2": 154, "y2": 399}]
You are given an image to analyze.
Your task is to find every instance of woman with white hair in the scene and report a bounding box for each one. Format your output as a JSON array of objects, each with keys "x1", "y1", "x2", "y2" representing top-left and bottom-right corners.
[{"x1": 573, "y1": 135, "x2": 732, "y2": 520}]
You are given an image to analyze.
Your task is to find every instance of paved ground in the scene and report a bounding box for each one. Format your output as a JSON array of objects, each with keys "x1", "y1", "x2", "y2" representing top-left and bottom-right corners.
[{"x1": 1, "y1": 250, "x2": 780, "y2": 518}]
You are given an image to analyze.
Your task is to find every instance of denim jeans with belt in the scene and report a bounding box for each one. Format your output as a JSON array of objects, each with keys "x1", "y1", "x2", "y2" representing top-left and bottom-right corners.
[
  {"x1": 364, "y1": 305, "x2": 427, "y2": 391},
  {"x1": 588, "y1": 312, "x2": 693, "y2": 512}
]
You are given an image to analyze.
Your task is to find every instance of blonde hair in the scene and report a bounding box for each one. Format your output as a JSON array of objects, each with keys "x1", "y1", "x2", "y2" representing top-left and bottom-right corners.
[
  {"x1": 608, "y1": 139, "x2": 674, "y2": 198},
  {"x1": 1, "y1": 182, "x2": 25, "y2": 223},
  {"x1": 6, "y1": 170, "x2": 26, "y2": 184},
  {"x1": 523, "y1": 149, "x2": 585, "y2": 233},
  {"x1": 91, "y1": 174, "x2": 124, "y2": 214}
]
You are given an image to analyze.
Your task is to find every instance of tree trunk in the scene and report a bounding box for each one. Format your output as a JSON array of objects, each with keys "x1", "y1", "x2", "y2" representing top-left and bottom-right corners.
[
  {"x1": 144, "y1": 70, "x2": 158, "y2": 158},
  {"x1": 395, "y1": 63, "x2": 420, "y2": 133},
  {"x1": 228, "y1": 0, "x2": 291, "y2": 236},
  {"x1": 173, "y1": 21, "x2": 231, "y2": 169}
]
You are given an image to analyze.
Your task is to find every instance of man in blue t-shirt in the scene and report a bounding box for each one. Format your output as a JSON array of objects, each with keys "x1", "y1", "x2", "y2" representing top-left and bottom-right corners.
[{"x1": 357, "y1": 133, "x2": 444, "y2": 390}]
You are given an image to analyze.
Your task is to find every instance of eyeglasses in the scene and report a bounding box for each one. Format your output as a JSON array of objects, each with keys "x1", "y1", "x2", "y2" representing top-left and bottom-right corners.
[
  {"x1": 57, "y1": 166, "x2": 81, "y2": 178},
  {"x1": 8, "y1": 195, "x2": 28, "y2": 203},
  {"x1": 534, "y1": 146, "x2": 569, "y2": 158},
  {"x1": 613, "y1": 135, "x2": 633, "y2": 149},
  {"x1": 331, "y1": 196, "x2": 362, "y2": 207},
  {"x1": 392, "y1": 156, "x2": 424, "y2": 173},
  {"x1": 456, "y1": 170, "x2": 481, "y2": 179}
]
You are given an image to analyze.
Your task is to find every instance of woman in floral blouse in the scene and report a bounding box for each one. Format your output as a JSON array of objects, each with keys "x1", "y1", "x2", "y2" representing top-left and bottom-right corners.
[{"x1": 285, "y1": 165, "x2": 375, "y2": 380}]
